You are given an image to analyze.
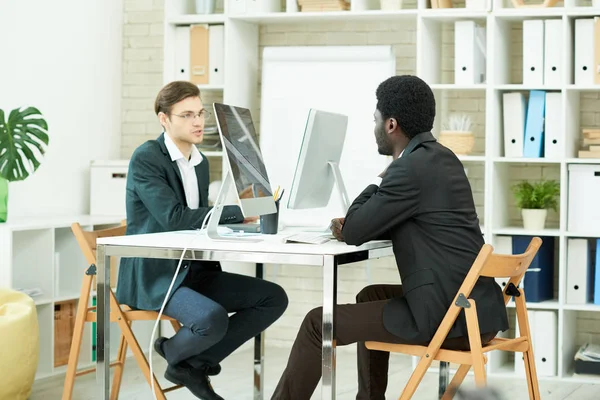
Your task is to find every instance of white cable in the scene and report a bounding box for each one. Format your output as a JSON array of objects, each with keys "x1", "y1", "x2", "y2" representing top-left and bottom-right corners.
[{"x1": 149, "y1": 208, "x2": 215, "y2": 399}]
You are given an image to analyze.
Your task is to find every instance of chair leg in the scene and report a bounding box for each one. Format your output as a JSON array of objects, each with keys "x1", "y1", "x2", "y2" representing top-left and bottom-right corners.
[
  {"x1": 109, "y1": 294, "x2": 167, "y2": 400},
  {"x1": 398, "y1": 355, "x2": 436, "y2": 400},
  {"x1": 62, "y1": 275, "x2": 94, "y2": 400},
  {"x1": 441, "y1": 364, "x2": 471, "y2": 400},
  {"x1": 110, "y1": 328, "x2": 129, "y2": 400},
  {"x1": 523, "y1": 348, "x2": 541, "y2": 400}
]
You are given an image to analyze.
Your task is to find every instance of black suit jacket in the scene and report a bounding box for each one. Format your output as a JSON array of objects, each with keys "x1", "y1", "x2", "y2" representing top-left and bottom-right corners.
[
  {"x1": 342, "y1": 132, "x2": 508, "y2": 343},
  {"x1": 115, "y1": 133, "x2": 244, "y2": 311}
]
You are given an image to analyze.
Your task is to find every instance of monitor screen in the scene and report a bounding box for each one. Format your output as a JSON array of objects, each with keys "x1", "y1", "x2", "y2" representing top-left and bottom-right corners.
[{"x1": 213, "y1": 103, "x2": 275, "y2": 216}]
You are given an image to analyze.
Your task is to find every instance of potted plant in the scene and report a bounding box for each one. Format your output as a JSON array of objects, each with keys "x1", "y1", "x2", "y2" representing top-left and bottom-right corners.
[
  {"x1": 512, "y1": 180, "x2": 560, "y2": 230},
  {"x1": 0, "y1": 107, "x2": 49, "y2": 223},
  {"x1": 438, "y1": 113, "x2": 475, "y2": 155}
]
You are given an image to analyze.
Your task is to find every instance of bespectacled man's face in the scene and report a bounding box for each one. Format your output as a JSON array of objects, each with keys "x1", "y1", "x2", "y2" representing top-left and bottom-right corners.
[{"x1": 160, "y1": 96, "x2": 208, "y2": 146}]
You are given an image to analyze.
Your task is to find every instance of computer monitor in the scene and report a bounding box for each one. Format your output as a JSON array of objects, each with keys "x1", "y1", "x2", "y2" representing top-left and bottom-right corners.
[
  {"x1": 207, "y1": 103, "x2": 277, "y2": 241},
  {"x1": 287, "y1": 108, "x2": 350, "y2": 212}
]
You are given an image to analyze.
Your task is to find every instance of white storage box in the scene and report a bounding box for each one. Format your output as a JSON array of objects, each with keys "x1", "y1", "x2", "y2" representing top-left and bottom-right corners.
[
  {"x1": 90, "y1": 160, "x2": 129, "y2": 217},
  {"x1": 567, "y1": 164, "x2": 600, "y2": 234}
]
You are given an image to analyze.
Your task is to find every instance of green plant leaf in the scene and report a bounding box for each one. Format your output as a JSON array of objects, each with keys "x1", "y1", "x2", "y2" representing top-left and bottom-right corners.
[
  {"x1": 0, "y1": 107, "x2": 49, "y2": 182},
  {"x1": 511, "y1": 180, "x2": 560, "y2": 211}
]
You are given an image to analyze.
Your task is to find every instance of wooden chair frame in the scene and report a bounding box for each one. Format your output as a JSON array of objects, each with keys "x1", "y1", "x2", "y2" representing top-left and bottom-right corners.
[
  {"x1": 366, "y1": 237, "x2": 543, "y2": 400},
  {"x1": 62, "y1": 222, "x2": 183, "y2": 400}
]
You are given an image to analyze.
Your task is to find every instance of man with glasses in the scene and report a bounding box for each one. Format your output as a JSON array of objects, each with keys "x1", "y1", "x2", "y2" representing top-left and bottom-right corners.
[{"x1": 116, "y1": 81, "x2": 289, "y2": 400}]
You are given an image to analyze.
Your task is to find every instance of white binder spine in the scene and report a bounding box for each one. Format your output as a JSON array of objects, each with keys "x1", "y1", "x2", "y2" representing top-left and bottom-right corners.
[
  {"x1": 544, "y1": 19, "x2": 563, "y2": 86},
  {"x1": 523, "y1": 20, "x2": 545, "y2": 86},
  {"x1": 575, "y1": 18, "x2": 595, "y2": 86},
  {"x1": 544, "y1": 92, "x2": 563, "y2": 159},
  {"x1": 174, "y1": 26, "x2": 190, "y2": 81},
  {"x1": 503, "y1": 92, "x2": 526, "y2": 157},
  {"x1": 208, "y1": 24, "x2": 224, "y2": 85}
]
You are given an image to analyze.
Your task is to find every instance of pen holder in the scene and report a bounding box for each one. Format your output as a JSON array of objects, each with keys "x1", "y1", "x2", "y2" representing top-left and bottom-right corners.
[{"x1": 260, "y1": 201, "x2": 280, "y2": 234}]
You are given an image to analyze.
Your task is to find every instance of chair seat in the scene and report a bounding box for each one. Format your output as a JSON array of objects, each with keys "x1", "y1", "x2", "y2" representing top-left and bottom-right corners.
[
  {"x1": 365, "y1": 341, "x2": 485, "y2": 365},
  {"x1": 366, "y1": 337, "x2": 529, "y2": 366}
]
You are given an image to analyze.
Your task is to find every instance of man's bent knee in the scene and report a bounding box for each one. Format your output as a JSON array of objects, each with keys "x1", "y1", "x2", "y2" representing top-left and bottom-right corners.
[{"x1": 189, "y1": 306, "x2": 229, "y2": 343}]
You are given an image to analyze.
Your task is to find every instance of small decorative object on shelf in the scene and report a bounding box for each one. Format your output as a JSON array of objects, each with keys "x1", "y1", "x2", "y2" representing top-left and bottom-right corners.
[
  {"x1": 512, "y1": 180, "x2": 560, "y2": 231},
  {"x1": 577, "y1": 128, "x2": 600, "y2": 159},
  {"x1": 438, "y1": 113, "x2": 475, "y2": 155},
  {"x1": 195, "y1": 0, "x2": 215, "y2": 14},
  {"x1": 0, "y1": 106, "x2": 50, "y2": 223},
  {"x1": 510, "y1": 0, "x2": 558, "y2": 8},
  {"x1": 431, "y1": 0, "x2": 452, "y2": 8},
  {"x1": 380, "y1": 0, "x2": 402, "y2": 9},
  {"x1": 298, "y1": 0, "x2": 349, "y2": 12}
]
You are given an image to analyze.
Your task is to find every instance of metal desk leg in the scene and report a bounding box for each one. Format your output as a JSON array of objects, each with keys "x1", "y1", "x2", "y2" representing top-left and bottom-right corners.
[
  {"x1": 322, "y1": 255, "x2": 337, "y2": 400},
  {"x1": 439, "y1": 361, "x2": 449, "y2": 399},
  {"x1": 96, "y1": 244, "x2": 111, "y2": 399},
  {"x1": 254, "y1": 263, "x2": 265, "y2": 400}
]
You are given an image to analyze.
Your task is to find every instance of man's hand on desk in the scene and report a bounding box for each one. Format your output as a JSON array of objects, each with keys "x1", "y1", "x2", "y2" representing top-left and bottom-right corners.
[
  {"x1": 330, "y1": 217, "x2": 345, "y2": 242},
  {"x1": 244, "y1": 216, "x2": 259, "y2": 223}
]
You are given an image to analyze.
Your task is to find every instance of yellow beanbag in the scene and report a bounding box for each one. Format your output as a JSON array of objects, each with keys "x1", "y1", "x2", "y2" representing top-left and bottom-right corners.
[{"x1": 0, "y1": 288, "x2": 40, "y2": 400}]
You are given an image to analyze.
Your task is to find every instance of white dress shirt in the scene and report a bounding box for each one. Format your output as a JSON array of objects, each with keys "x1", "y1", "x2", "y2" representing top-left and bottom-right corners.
[
  {"x1": 164, "y1": 133, "x2": 203, "y2": 209},
  {"x1": 372, "y1": 150, "x2": 404, "y2": 187}
]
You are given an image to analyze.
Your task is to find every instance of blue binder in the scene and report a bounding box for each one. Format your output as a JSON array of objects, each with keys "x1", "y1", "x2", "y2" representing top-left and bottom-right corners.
[
  {"x1": 593, "y1": 239, "x2": 600, "y2": 304},
  {"x1": 513, "y1": 235, "x2": 554, "y2": 302},
  {"x1": 523, "y1": 90, "x2": 546, "y2": 158}
]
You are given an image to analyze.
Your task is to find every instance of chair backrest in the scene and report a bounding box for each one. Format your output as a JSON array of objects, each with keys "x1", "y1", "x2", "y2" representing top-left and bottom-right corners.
[
  {"x1": 71, "y1": 221, "x2": 127, "y2": 266},
  {"x1": 456, "y1": 237, "x2": 542, "y2": 306},
  {"x1": 424, "y1": 237, "x2": 542, "y2": 351}
]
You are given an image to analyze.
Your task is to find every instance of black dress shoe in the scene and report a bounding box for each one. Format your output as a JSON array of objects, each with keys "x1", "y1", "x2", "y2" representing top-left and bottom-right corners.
[
  {"x1": 164, "y1": 364, "x2": 224, "y2": 400},
  {"x1": 154, "y1": 336, "x2": 222, "y2": 376}
]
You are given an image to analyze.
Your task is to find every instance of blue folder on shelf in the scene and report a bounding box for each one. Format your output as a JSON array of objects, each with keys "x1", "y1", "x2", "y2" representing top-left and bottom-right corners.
[
  {"x1": 523, "y1": 90, "x2": 546, "y2": 158},
  {"x1": 513, "y1": 235, "x2": 554, "y2": 302},
  {"x1": 593, "y1": 239, "x2": 600, "y2": 305}
]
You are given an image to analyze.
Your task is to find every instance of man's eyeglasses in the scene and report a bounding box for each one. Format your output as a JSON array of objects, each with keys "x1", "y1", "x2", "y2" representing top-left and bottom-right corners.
[{"x1": 171, "y1": 110, "x2": 211, "y2": 121}]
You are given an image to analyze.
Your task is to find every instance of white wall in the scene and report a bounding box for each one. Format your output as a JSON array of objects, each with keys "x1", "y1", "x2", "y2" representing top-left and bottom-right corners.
[{"x1": 0, "y1": 0, "x2": 123, "y2": 218}]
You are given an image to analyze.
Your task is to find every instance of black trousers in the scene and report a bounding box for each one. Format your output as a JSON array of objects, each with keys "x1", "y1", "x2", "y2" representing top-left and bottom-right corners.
[
  {"x1": 161, "y1": 267, "x2": 289, "y2": 371},
  {"x1": 271, "y1": 284, "x2": 497, "y2": 400}
]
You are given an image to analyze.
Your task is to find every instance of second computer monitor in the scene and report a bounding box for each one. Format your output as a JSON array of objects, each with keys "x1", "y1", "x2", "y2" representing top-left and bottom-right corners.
[
  {"x1": 287, "y1": 108, "x2": 349, "y2": 211},
  {"x1": 213, "y1": 102, "x2": 277, "y2": 217}
]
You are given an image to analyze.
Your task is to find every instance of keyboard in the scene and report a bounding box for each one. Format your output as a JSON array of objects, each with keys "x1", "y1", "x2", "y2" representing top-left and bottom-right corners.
[{"x1": 283, "y1": 232, "x2": 334, "y2": 245}]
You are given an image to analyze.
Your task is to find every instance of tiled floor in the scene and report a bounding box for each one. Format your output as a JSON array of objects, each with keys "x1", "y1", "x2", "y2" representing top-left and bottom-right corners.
[{"x1": 32, "y1": 345, "x2": 599, "y2": 399}]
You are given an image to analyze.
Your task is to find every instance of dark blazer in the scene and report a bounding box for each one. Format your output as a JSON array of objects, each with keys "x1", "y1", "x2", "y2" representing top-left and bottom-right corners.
[
  {"x1": 115, "y1": 133, "x2": 244, "y2": 311},
  {"x1": 342, "y1": 131, "x2": 508, "y2": 344}
]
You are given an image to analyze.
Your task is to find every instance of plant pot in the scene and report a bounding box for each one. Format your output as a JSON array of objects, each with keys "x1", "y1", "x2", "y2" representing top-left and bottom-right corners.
[
  {"x1": 380, "y1": 0, "x2": 403, "y2": 9},
  {"x1": 0, "y1": 178, "x2": 7, "y2": 223},
  {"x1": 438, "y1": 130, "x2": 475, "y2": 155},
  {"x1": 521, "y1": 209, "x2": 547, "y2": 230}
]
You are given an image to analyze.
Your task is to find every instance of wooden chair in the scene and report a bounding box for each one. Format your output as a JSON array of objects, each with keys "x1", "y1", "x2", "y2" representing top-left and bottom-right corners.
[
  {"x1": 62, "y1": 222, "x2": 183, "y2": 400},
  {"x1": 366, "y1": 237, "x2": 543, "y2": 400}
]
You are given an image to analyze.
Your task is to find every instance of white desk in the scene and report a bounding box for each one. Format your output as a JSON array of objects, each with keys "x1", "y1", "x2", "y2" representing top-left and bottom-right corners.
[{"x1": 95, "y1": 229, "x2": 393, "y2": 400}]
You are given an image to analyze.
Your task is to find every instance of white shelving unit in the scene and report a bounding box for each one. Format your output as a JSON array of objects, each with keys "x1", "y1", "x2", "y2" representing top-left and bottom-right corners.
[
  {"x1": 0, "y1": 215, "x2": 133, "y2": 380},
  {"x1": 163, "y1": 0, "x2": 600, "y2": 384}
]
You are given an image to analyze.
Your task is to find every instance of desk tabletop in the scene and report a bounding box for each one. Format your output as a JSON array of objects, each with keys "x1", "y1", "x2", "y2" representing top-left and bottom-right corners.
[{"x1": 96, "y1": 229, "x2": 393, "y2": 257}]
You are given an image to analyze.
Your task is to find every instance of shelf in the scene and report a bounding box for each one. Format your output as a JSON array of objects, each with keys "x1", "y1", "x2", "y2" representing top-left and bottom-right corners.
[
  {"x1": 197, "y1": 84, "x2": 224, "y2": 91},
  {"x1": 493, "y1": 227, "x2": 561, "y2": 237},
  {"x1": 458, "y1": 155, "x2": 486, "y2": 162},
  {"x1": 229, "y1": 9, "x2": 418, "y2": 24},
  {"x1": 565, "y1": 158, "x2": 600, "y2": 164},
  {"x1": 566, "y1": 8, "x2": 600, "y2": 17},
  {"x1": 494, "y1": 84, "x2": 563, "y2": 91},
  {"x1": 419, "y1": 9, "x2": 489, "y2": 21},
  {"x1": 566, "y1": 85, "x2": 600, "y2": 92},
  {"x1": 0, "y1": 215, "x2": 123, "y2": 231},
  {"x1": 506, "y1": 300, "x2": 559, "y2": 310},
  {"x1": 493, "y1": 7, "x2": 565, "y2": 20},
  {"x1": 565, "y1": 231, "x2": 600, "y2": 238},
  {"x1": 492, "y1": 157, "x2": 562, "y2": 164},
  {"x1": 200, "y1": 150, "x2": 223, "y2": 157},
  {"x1": 429, "y1": 84, "x2": 487, "y2": 90},
  {"x1": 563, "y1": 303, "x2": 600, "y2": 312},
  {"x1": 167, "y1": 14, "x2": 226, "y2": 25}
]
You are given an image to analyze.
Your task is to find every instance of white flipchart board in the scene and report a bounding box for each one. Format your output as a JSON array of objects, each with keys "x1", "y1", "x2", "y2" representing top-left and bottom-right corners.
[{"x1": 259, "y1": 46, "x2": 396, "y2": 228}]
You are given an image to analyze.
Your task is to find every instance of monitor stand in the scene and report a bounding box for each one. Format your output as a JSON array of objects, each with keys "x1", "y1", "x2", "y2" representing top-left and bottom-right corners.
[
  {"x1": 206, "y1": 170, "x2": 262, "y2": 242},
  {"x1": 328, "y1": 161, "x2": 350, "y2": 213}
]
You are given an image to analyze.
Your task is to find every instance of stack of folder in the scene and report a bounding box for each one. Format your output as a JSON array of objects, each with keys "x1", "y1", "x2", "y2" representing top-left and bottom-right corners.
[
  {"x1": 298, "y1": 0, "x2": 350, "y2": 12},
  {"x1": 578, "y1": 128, "x2": 600, "y2": 158}
]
